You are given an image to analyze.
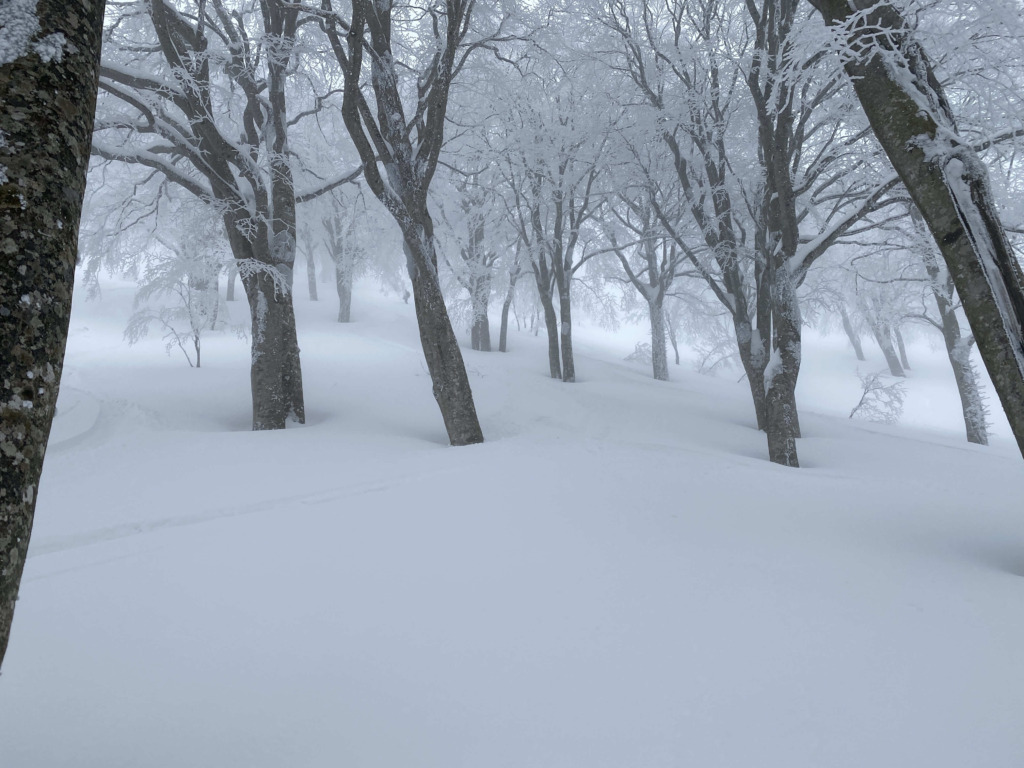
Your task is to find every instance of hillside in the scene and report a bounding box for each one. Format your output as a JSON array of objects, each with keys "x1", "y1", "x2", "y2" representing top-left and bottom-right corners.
[{"x1": 2, "y1": 280, "x2": 1023, "y2": 768}]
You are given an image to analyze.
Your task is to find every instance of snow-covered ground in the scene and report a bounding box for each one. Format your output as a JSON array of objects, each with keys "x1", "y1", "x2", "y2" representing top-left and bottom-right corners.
[{"x1": 2, "y1": 279, "x2": 1023, "y2": 768}]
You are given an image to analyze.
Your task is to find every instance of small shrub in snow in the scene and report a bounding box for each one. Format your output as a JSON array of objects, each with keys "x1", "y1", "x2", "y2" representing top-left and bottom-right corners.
[
  {"x1": 849, "y1": 372, "x2": 907, "y2": 425},
  {"x1": 626, "y1": 341, "x2": 652, "y2": 364}
]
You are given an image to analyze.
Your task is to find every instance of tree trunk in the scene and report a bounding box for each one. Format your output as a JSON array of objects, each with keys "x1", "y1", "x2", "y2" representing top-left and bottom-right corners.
[
  {"x1": 402, "y1": 233, "x2": 484, "y2": 445},
  {"x1": 839, "y1": 303, "x2": 866, "y2": 361},
  {"x1": 809, "y1": 0, "x2": 1024, "y2": 459},
  {"x1": 558, "y1": 287, "x2": 576, "y2": 383},
  {"x1": 226, "y1": 262, "x2": 238, "y2": 301},
  {"x1": 864, "y1": 310, "x2": 906, "y2": 377},
  {"x1": 734, "y1": 317, "x2": 769, "y2": 431},
  {"x1": 469, "y1": 274, "x2": 491, "y2": 351},
  {"x1": 532, "y1": 271, "x2": 561, "y2": 378},
  {"x1": 894, "y1": 325, "x2": 910, "y2": 370},
  {"x1": 306, "y1": 251, "x2": 318, "y2": 301},
  {"x1": 335, "y1": 260, "x2": 352, "y2": 323},
  {"x1": 764, "y1": 271, "x2": 802, "y2": 467},
  {"x1": 649, "y1": 297, "x2": 669, "y2": 381},
  {"x1": 666, "y1": 311, "x2": 681, "y2": 365},
  {"x1": 498, "y1": 282, "x2": 516, "y2": 353},
  {"x1": 0, "y1": 0, "x2": 106, "y2": 669},
  {"x1": 240, "y1": 267, "x2": 305, "y2": 430}
]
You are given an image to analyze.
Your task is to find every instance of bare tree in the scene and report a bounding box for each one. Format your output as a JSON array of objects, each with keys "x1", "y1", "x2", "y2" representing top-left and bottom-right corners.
[
  {"x1": 321, "y1": 0, "x2": 494, "y2": 444},
  {"x1": 808, "y1": 0, "x2": 1024, "y2": 458}
]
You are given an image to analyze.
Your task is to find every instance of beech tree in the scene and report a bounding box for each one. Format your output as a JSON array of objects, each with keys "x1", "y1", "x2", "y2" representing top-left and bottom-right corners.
[
  {"x1": 0, "y1": 0, "x2": 106, "y2": 668},
  {"x1": 318, "y1": 0, "x2": 506, "y2": 445},
  {"x1": 807, "y1": 0, "x2": 1024, "y2": 458}
]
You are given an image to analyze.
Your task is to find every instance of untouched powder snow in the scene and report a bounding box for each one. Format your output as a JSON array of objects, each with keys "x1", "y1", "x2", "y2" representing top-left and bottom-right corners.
[{"x1": 1, "y1": 279, "x2": 1023, "y2": 768}]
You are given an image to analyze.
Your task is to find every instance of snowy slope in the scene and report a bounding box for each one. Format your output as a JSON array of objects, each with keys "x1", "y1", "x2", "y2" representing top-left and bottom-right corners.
[{"x1": 1, "y1": 279, "x2": 1023, "y2": 768}]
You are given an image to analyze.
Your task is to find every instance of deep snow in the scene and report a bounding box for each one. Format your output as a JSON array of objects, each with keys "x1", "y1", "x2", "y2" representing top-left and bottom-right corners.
[{"x1": 1, "y1": 278, "x2": 1023, "y2": 768}]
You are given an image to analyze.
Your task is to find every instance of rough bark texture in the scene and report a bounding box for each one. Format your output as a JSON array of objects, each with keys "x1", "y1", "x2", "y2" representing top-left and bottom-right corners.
[
  {"x1": 809, "y1": 0, "x2": 1024, "y2": 458},
  {"x1": 0, "y1": 0, "x2": 106, "y2": 669},
  {"x1": 469, "y1": 273, "x2": 491, "y2": 351},
  {"x1": 649, "y1": 298, "x2": 669, "y2": 381},
  {"x1": 405, "y1": 232, "x2": 484, "y2": 445}
]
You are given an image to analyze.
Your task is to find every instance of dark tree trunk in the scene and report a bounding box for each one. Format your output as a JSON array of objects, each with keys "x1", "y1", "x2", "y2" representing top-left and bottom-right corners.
[
  {"x1": 240, "y1": 267, "x2": 305, "y2": 430},
  {"x1": 403, "y1": 227, "x2": 484, "y2": 445},
  {"x1": 649, "y1": 297, "x2": 669, "y2": 381},
  {"x1": 839, "y1": 303, "x2": 866, "y2": 361},
  {"x1": 0, "y1": 0, "x2": 106, "y2": 669},
  {"x1": 335, "y1": 261, "x2": 352, "y2": 323},
  {"x1": 894, "y1": 325, "x2": 911, "y2": 370},
  {"x1": 764, "y1": 271, "x2": 802, "y2": 467},
  {"x1": 558, "y1": 288, "x2": 576, "y2": 383},
  {"x1": 734, "y1": 317, "x2": 769, "y2": 431},
  {"x1": 809, "y1": 0, "x2": 1024, "y2": 458},
  {"x1": 498, "y1": 272, "x2": 519, "y2": 353}
]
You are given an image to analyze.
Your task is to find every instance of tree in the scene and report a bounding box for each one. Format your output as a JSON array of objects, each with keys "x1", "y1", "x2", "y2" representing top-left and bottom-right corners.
[
  {"x1": 0, "y1": 0, "x2": 106, "y2": 669},
  {"x1": 807, "y1": 0, "x2": 1024, "y2": 459},
  {"x1": 321, "y1": 0, "x2": 495, "y2": 445}
]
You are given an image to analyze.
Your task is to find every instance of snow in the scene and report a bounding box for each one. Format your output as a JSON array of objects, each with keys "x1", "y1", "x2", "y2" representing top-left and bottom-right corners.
[{"x1": 2, "y1": 278, "x2": 1024, "y2": 767}]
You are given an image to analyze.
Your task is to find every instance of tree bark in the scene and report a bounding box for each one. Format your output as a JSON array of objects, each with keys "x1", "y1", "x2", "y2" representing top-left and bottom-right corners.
[
  {"x1": 649, "y1": 297, "x2": 669, "y2": 381},
  {"x1": 666, "y1": 311, "x2": 681, "y2": 365},
  {"x1": 764, "y1": 269, "x2": 802, "y2": 467},
  {"x1": 498, "y1": 267, "x2": 520, "y2": 353},
  {"x1": 809, "y1": 0, "x2": 1024, "y2": 458},
  {"x1": 404, "y1": 226, "x2": 484, "y2": 445},
  {"x1": 226, "y1": 262, "x2": 238, "y2": 301},
  {"x1": 0, "y1": 0, "x2": 106, "y2": 669},
  {"x1": 558, "y1": 287, "x2": 575, "y2": 383},
  {"x1": 240, "y1": 265, "x2": 304, "y2": 430}
]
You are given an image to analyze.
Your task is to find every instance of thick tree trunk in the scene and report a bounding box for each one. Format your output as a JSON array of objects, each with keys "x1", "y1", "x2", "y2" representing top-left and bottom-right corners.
[
  {"x1": 764, "y1": 271, "x2": 802, "y2": 467},
  {"x1": 649, "y1": 297, "x2": 669, "y2": 381},
  {"x1": 335, "y1": 260, "x2": 352, "y2": 322},
  {"x1": 894, "y1": 325, "x2": 911, "y2": 370},
  {"x1": 734, "y1": 317, "x2": 769, "y2": 431},
  {"x1": 403, "y1": 232, "x2": 484, "y2": 445},
  {"x1": 809, "y1": 0, "x2": 1024, "y2": 458},
  {"x1": 241, "y1": 268, "x2": 305, "y2": 430},
  {"x1": 534, "y1": 277, "x2": 561, "y2": 378},
  {"x1": 839, "y1": 303, "x2": 866, "y2": 361},
  {"x1": 0, "y1": 0, "x2": 106, "y2": 669}
]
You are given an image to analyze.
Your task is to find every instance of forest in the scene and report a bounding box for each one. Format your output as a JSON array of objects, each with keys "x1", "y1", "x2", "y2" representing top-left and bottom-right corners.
[{"x1": 2, "y1": 0, "x2": 1024, "y2": 765}]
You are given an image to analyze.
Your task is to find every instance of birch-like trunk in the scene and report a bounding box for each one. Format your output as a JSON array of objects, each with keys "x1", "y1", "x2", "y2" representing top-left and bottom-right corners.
[
  {"x1": 558, "y1": 287, "x2": 576, "y2": 383},
  {"x1": 469, "y1": 274, "x2": 491, "y2": 351},
  {"x1": 809, "y1": 0, "x2": 1024, "y2": 458},
  {"x1": 0, "y1": 0, "x2": 106, "y2": 668}
]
